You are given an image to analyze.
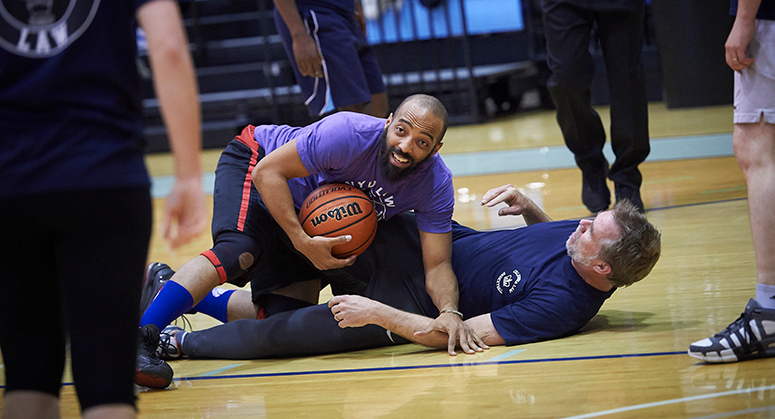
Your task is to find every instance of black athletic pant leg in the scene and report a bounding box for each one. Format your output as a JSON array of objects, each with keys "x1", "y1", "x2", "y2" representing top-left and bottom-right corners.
[
  {"x1": 0, "y1": 189, "x2": 151, "y2": 410},
  {"x1": 182, "y1": 303, "x2": 409, "y2": 359}
]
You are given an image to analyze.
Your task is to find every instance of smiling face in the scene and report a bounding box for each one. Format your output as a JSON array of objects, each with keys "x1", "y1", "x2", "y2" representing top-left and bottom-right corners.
[
  {"x1": 565, "y1": 210, "x2": 621, "y2": 266},
  {"x1": 378, "y1": 101, "x2": 444, "y2": 183}
]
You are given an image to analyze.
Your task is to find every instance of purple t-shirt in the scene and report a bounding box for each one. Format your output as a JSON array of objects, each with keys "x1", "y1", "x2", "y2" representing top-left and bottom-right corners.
[{"x1": 253, "y1": 112, "x2": 454, "y2": 234}]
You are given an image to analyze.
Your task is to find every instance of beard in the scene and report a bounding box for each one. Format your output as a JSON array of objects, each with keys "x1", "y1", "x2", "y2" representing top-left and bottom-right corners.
[
  {"x1": 378, "y1": 127, "x2": 431, "y2": 183},
  {"x1": 565, "y1": 229, "x2": 596, "y2": 266}
]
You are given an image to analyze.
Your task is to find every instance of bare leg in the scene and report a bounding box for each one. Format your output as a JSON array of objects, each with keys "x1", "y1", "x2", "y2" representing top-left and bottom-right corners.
[
  {"x1": 687, "y1": 119, "x2": 775, "y2": 363},
  {"x1": 226, "y1": 290, "x2": 257, "y2": 321},
  {"x1": 733, "y1": 120, "x2": 775, "y2": 289},
  {"x1": 3, "y1": 391, "x2": 59, "y2": 419},
  {"x1": 83, "y1": 405, "x2": 135, "y2": 419},
  {"x1": 226, "y1": 278, "x2": 322, "y2": 321},
  {"x1": 170, "y1": 255, "x2": 222, "y2": 305}
]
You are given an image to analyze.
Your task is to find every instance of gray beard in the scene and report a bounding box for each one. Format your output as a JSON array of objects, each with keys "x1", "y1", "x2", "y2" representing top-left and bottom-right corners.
[{"x1": 566, "y1": 234, "x2": 596, "y2": 266}]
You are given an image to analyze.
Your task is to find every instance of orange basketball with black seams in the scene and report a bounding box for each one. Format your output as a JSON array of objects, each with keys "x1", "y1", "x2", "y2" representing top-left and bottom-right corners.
[{"x1": 298, "y1": 183, "x2": 378, "y2": 258}]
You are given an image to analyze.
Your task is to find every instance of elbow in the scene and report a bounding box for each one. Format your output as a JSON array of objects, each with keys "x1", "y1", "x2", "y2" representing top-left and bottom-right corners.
[{"x1": 251, "y1": 166, "x2": 264, "y2": 192}]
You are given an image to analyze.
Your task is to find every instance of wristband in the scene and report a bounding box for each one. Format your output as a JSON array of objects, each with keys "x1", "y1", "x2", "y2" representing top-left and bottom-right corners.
[{"x1": 440, "y1": 309, "x2": 463, "y2": 318}]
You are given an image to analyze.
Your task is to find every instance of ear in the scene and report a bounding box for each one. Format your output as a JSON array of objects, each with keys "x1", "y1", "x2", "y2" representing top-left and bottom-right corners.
[
  {"x1": 385, "y1": 113, "x2": 393, "y2": 128},
  {"x1": 592, "y1": 260, "x2": 611, "y2": 276},
  {"x1": 430, "y1": 141, "x2": 443, "y2": 156}
]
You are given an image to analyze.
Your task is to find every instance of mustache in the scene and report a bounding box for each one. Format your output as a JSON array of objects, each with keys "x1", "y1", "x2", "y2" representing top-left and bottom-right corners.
[{"x1": 389, "y1": 147, "x2": 413, "y2": 163}]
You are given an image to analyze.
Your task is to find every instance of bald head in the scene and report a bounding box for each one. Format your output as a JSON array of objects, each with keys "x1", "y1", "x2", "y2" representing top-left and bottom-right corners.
[{"x1": 394, "y1": 94, "x2": 449, "y2": 144}]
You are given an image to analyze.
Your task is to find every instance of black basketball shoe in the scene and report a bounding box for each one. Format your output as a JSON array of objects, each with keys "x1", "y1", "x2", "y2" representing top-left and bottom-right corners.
[
  {"x1": 140, "y1": 262, "x2": 174, "y2": 315},
  {"x1": 689, "y1": 299, "x2": 775, "y2": 363},
  {"x1": 135, "y1": 324, "x2": 173, "y2": 388}
]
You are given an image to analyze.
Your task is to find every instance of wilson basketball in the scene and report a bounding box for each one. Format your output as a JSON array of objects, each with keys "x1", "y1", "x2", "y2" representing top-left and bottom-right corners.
[{"x1": 298, "y1": 183, "x2": 378, "y2": 258}]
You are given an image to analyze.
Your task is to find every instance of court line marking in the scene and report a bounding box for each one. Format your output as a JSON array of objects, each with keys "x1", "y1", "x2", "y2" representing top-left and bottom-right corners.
[
  {"x1": 486, "y1": 349, "x2": 526, "y2": 362},
  {"x1": 700, "y1": 186, "x2": 747, "y2": 194},
  {"x1": 561, "y1": 384, "x2": 775, "y2": 419},
  {"x1": 168, "y1": 351, "x2": 686, "y2": 383},
  {"x1": 2, "y1": 200, "x2": 746, "y2": 389},
  {"x1": 691, "y1": 405, "x2": 775, "y2": 419},
  {"x1": 198, "y1": 363, "x2": 244, "y2": 377},
  {"x1": 148, "y1": 133, "x2": 734, "y2": 198},
  {"x1": 2, "y1": 350, "x2": 684, "y2": 388}
]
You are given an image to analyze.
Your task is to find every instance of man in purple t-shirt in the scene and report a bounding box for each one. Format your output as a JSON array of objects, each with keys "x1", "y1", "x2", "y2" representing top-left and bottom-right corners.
[
  {"x1": 137, "y1": 94, "x2": 483, "y2": 388},
  {"x1": 146, "y1": 184, "x2": 660, "y2": 360}
]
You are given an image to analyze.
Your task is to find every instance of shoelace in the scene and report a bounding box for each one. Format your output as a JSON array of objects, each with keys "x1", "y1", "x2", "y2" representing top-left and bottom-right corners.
[
  {"x1": 142, "y1": 329, "x2": 165, "y2": 364},
  {"x1": 172, "y1": 314, "x2": 193, "y2": 331},
  {"x1": 715, "y1": 308, "x2": 755, "y2": 354},
  {"x1": 157, "y1": 332, "x2": 180, "y2": 358}
]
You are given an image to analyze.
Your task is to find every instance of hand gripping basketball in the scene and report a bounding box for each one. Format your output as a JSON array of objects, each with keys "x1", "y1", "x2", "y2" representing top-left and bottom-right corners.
[{"x1": 298, "y1": 183, "x2": 378, "y2": 258}]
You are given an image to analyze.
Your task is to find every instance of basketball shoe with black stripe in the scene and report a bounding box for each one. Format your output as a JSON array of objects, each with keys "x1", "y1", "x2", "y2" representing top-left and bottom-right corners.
[
  {"x1": 135, "y1": 324, "x2": 173, "y2": 388},
  {"x1": 688, "y1": 299, "x2": 775, "y2": 363}
]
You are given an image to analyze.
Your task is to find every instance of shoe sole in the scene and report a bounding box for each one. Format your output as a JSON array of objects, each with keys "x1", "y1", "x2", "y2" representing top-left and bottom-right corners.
[
  {"x1": 135, "y1": 369, "x2": 172, "y2": 389},
  {"x1": 687, "y1": 349, "x2": 738, "y2": 363}
]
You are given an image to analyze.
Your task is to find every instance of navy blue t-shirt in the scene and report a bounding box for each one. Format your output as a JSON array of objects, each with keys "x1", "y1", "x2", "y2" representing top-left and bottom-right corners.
[
  {"x1": 451, "y1": 220, "x2": 615, "y2": 345},
  {"x1": 730, "y1": 0, "x2": 775, "y2": 20},
  {"x1": 0, "y1": 1, "x2": 151, "y2": 198}
]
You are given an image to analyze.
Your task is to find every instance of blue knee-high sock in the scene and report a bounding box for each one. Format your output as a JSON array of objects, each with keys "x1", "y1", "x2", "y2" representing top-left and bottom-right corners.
[
  {"x1": 140, "y1": 281, "x2": 194, "y2": 329},
  {"x1": 191, "y1": 289, "x2": 235, "y2": 323}
]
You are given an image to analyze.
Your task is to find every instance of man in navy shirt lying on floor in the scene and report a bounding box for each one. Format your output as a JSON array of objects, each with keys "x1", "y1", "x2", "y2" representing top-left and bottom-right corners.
[{"x1": 148, "y1": 184, "x2": 661, "y2": 359}]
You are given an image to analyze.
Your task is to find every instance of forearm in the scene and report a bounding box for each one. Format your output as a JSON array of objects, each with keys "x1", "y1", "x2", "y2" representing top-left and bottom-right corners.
[
  {"x1": 369, "y1": 302, "x2": 449, "y2": 348},
  {"x1": 522, "y1": 201, "x2": 552, "y2": 226},
  {"x1": 252, "y1": 170, "x2": 307, "y2": 246},
  {"x1": 737, "y1": 0, "x2": 763, "y2": 21},
  {"x1": 143, "y1": 7, "x2": 202, "y2": 179},
  {"x1": 274, "y1": 0, "x2": 308, "y2": 38},
  {"x1": 425, "y1": 261, "x2": 459, "y2": 313}
]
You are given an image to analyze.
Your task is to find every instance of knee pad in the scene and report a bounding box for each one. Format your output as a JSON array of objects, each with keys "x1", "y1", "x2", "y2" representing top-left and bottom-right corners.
[{"x1": 202, "y1": 231, "x2": 261, "y2": 286}]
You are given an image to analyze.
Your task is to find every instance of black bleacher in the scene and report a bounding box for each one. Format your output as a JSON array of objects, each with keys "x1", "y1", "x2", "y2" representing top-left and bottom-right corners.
[
  {"x1": 141, "y1": 0, "x2": 659, "y2": 153},
  {"x1": 141, "y1": 0, "x2": 312, "y2": 152}
]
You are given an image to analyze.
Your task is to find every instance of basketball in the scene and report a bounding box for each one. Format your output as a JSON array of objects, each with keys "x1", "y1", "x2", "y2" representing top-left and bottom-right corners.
[{"x1": 298, "y1": 183, "x2": 378, "y2": 258}]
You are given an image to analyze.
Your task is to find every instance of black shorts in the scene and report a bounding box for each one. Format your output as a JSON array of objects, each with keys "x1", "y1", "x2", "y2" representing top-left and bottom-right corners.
[{"x1": 206, "y1": 126, "x2": 321, "y2": 292}]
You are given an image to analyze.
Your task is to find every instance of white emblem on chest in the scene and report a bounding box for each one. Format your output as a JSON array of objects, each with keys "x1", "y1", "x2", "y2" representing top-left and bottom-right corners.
[{"x1": 496, "y1": 269, "x2": 522, "y2": 294}]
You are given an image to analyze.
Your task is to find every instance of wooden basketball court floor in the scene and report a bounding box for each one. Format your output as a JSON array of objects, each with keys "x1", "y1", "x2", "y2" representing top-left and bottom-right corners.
[{"x1": 3, "y1": 103, "x2": 775, "y2": 418}]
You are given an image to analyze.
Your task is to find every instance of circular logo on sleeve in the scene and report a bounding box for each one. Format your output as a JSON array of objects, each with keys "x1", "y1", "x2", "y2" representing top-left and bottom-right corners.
[{"x1": 0, "y1": 0, "x2": 100, "y2": 58}]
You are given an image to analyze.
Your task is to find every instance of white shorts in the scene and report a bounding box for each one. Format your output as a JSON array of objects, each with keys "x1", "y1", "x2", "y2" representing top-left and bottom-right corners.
[{"x1": 734, "y1": 19, "x2": 775, "y2": 124}]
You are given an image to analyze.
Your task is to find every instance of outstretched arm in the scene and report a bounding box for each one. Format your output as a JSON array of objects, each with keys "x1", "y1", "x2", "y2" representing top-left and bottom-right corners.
[
  {"x1": 481, "y1": 184, "x2": 552, "y2": 226},
  {"x1": 137, "y1": 0, "x2": 206, "y2": 248},
  {"x1": 329, "y1": 295, "x2": 504, "y2": 348}
]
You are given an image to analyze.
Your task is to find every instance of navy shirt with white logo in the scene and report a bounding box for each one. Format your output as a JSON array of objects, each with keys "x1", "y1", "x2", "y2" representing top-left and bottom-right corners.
[{"x1": 451, "y1": 220, "x2": 615, "y2": 345}]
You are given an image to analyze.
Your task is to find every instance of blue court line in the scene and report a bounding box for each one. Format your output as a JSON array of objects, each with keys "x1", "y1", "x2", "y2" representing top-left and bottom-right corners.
[
  {"x1": 166, "y1": 350, "x2": 686, "y2": 383},
  {"x1": 0, "y1": 350, "x2": 684, "y2": 388},
  {"x1": 486, "y1": 349, "x2": 526, "y2": 362},
  {"x1": 149, "y1": 133, "x2": 733, "y2": 198}
]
